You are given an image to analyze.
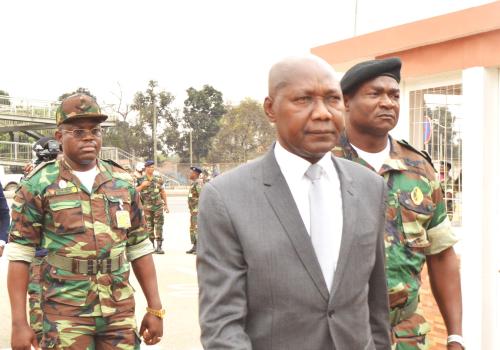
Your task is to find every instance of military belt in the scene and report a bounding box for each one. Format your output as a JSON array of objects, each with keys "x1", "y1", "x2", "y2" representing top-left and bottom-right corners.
[
  {"x1": 390, "y1": 296, "x2": 419, "y2": 326},
  {"x1": 46, "y1": 253, "x2": 126, "y2": 275}
]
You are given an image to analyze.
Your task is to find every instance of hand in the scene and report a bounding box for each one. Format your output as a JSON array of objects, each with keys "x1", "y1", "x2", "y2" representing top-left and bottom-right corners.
[
  {"x1": 139, "y1": 312, "x2": 163, "y2": 346},
  {"x1": 11, "y1": 323, "x2": 39, "y2": 350},
  {"x1": 23, "y1": 163, "x2": 33, "y2": 176},
  {"x1": 141, "y1": 180, "x2": 151, "y2": 188},
  {"x1": 0, "y1": 245, "x2": 4, "y2": 257},
  {"x1": 448, "y1": 342, "x2": 464, "y2": 350},
  {"x1": 163, "y1": 204, "x2": 169, "y2": 213}
]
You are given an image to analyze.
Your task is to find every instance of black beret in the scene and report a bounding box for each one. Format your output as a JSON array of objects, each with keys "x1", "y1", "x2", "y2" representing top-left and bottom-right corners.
[
  {"x1": 340, "y1": 57, "x2": 402, "y2": 95},
  {"x1": 144, "y1": 160, "x2": 155, "y2": 167},
  {"x1": 190, "y1": 166, "x2": 203, "y2": 174}
]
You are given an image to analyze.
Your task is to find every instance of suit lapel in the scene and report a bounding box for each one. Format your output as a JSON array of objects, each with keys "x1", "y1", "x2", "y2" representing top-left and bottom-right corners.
[
  {"x1": 260, "y1": 148, "x2": 330, "y2": 302},
  {"x1": 330, "y1": 156, "x2": 358, "y2": 303}
]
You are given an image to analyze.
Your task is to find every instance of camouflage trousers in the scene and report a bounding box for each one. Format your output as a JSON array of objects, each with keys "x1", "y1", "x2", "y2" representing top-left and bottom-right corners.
[
  {"x1": 28, "y1": 256, "x2": 45, "y2": 344},
  {"x1": 391, "y1": 313, "x2": 430, "y2": 350},
  {"x1": 144, "y1": 206, "x2": 164, "y2": 242},
  {"x1": 41, "y1": 310, "x2": 140, "y2": 350},
  {"x1": 189, "y1": 211, "x2": 198, "y2": 244}
]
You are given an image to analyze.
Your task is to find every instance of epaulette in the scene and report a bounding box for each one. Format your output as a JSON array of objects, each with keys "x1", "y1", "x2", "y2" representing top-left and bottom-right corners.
[
  {"x1": 102, "y1": 159, "x2": 125, "y2": 171},
  {"x1": 397, "y1": 139, "x2": 436, "y2": 171},
  {"x1": 25, "y1": 159, "x2": 57, "y2": 180}
]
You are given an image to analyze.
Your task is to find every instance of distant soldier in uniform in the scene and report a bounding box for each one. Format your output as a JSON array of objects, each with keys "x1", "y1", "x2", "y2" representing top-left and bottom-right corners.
[
  {"x1": 439, "y1": 161, "x2": 454, "y2": 219},
  {"x1": 7, "y1": 93, "x2": 164, "y2": 350},
  {"x1": 333, "y1": 58, "x2": 464, "y2": 350},
  {"x1": 136, "y1": 160, "x2": 168, "y2": 254},
  {"x1": 186, "y1": 166, "x2": 202, "y2": 254}
]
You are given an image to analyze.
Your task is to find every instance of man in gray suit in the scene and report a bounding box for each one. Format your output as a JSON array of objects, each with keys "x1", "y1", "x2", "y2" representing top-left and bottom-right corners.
[{"x1": 197, "y1": 55, "x2": 391, "y2": 350}]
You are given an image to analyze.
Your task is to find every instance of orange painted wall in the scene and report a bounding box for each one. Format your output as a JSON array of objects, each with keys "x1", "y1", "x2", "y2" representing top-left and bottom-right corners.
[{"x1": 379, "y1": 29, "x2": 500, "y2": 78}]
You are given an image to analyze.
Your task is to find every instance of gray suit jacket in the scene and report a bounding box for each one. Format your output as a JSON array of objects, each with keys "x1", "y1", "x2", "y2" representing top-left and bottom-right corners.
[{"x1": 197, "y1": 148, "x2": 391, "y2": 350}]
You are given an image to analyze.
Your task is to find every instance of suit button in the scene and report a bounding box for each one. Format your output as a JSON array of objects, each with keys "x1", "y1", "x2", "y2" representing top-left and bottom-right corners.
[{"x1": 328, "y1": 310, "x2": 334, "y2": 318}]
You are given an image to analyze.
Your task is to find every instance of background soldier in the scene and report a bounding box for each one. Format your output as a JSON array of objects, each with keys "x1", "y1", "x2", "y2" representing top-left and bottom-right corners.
[
  {"x1": 136, "y1": 160, "x2": 169, "y2": 254},
  {"x1": 333, "y1": 58, "x2": 463, "y2": 350},
  {"x1": 7, "y1": 93, "x2": 164, "y2": 350},
  {"x1": 186, "y1": 166, "x2": 202, "y2": 254}
]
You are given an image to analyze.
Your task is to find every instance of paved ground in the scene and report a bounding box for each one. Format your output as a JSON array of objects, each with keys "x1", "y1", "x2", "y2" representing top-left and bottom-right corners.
[{"x1": 0, "y1": 195, "x2": 202, "y2": 350}]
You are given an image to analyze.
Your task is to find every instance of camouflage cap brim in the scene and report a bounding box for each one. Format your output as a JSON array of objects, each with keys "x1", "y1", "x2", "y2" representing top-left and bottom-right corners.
[{"x1": 58, "y1": 113, "x2": 108, "y2": 126}]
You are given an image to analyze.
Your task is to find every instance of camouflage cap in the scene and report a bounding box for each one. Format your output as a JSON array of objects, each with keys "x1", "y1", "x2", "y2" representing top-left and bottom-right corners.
[{"x1": 55, "y1": 93, "x2": 108, "y2": 126}]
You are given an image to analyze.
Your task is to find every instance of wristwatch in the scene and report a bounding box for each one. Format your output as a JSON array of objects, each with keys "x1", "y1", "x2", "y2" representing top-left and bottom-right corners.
[
  {"x1": 146, "y1": 307, "x2": 166, "y2": 319},
  {"x1": 447, "y1": 334, "x2": 465, "y2": 349}
]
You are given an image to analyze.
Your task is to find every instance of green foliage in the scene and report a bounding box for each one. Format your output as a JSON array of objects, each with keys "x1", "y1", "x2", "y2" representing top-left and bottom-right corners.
[
  {"x1": 208, "y1": 98, "x2": 275, "y2": 163},
  {"x1": 179, "y1": 85, "x2": 226, "y2": 162},
  {"x1": 0, "y1": 89, "x2": 10, "y2": 105},
  {"x1": 131, "y1": 80, "x2": 180, "y2": 158},
  {"x1": 58, "y1": 87, "x2": 96, "y2": 101}
]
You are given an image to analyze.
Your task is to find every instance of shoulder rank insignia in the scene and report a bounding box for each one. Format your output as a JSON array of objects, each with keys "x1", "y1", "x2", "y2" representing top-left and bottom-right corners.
[
  {"x1": 26, "y1": 159, "x2": 57, "y2": 179},
  {"x1": 397, "y1": 139, "x2": 436, "y2": 171}
]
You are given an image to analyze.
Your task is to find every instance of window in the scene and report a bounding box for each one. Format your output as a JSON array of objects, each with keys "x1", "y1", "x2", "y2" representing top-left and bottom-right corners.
[{"x1": 409, "y1": 84, "x2": 463, "y2": 225}]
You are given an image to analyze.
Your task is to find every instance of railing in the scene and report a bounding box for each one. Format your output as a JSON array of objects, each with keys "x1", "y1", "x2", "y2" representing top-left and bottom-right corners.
[
  {"x1": 0, "y1": 95, "x2": 119, "y2": 123},
  {"x1": 0, "y1": 141, "x2": 136, "y2": 166}
]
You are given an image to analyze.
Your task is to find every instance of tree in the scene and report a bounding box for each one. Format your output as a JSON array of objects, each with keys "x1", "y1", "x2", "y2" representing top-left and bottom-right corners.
[
  {"x1": 179, "y1": 85, "x2": 226, "y2": 163},
  {"x1": 58, "y1": 87, "x2": 96, "y2": 101},
  {"x1": 207, "y1": 98, "x2": 275, "y2": 163},
  {"x1": 0, "y1": 89, "x2": 10, "y2": 105},
  {"x1": 131, "y1": 80, "x2": 179, "y2": 158}
]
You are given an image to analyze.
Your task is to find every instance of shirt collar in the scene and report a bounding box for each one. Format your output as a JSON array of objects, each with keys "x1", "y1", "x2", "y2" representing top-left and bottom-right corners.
[{"x1": 274, "y1": 141, "x2": 335, "y2": 181}]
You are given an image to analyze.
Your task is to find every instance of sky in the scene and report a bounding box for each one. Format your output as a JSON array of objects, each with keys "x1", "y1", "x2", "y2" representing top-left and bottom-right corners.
[{"x1": 0, "y1": 0, "x2": 494, "y2": 112}]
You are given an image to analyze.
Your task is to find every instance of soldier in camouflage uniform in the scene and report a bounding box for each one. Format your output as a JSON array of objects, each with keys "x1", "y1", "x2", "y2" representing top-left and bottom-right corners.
[
  {"x1": 186, "y1": 166, "x2": 202, "y2": 254},
  {"x1": 7, "y1": 93, "x2": 164, "y2": 350},
  {"x1": 136, "y1": 160, "x2": 168, "y2": 254},
  {"x1": 333, "y1": 58, "x2": 464, "y2": 350}
]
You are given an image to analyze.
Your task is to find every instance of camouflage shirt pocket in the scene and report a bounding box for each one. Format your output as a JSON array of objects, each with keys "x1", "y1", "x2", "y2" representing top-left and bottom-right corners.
[
  {"x1": 48, "y1": 195, "x2": 85, "y2": 235},
  {"x1": 398, "y1": 191, "x2": 434, "y2": 251}
]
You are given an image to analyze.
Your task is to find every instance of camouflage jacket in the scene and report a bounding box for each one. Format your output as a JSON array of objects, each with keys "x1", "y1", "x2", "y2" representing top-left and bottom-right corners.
[
  {"x1": 8, "y1": 158, "x2": 153, "y2": 317},
  {"x1": 333, "y1": 133, "x2": 457, "y2": 315},
  {"x1": 188, "y1": 179, "x2": 202, "y2": 213},
  {"x1": 136, "y1": 174, "x2": 165, "y2": 206}
]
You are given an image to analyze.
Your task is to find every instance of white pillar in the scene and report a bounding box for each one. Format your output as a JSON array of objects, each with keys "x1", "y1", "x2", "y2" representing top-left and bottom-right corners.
[{"x1": 461, "y1": 67, "x2": 500, "y2": 350}]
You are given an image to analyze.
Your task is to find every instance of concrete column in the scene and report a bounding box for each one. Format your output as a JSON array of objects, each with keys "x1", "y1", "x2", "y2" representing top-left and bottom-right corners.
[{"x1": 461, "y1": 67, "x2": 500, "y2": 350}]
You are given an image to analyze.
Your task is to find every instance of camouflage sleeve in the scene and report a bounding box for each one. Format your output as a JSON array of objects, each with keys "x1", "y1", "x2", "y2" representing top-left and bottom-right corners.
[
  {"x1": 424, "y1": 173, "x2": 458, "y2": 255},
  {"x1": 7, "y1": 185, "x2": 42, "y2": 262},
  {"x1": 125, "y1": 185, "x2": 154, "y2": 261}
]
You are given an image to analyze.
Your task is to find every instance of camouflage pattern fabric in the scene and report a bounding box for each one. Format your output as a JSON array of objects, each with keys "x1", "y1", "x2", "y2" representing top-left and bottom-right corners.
[
  {"x1": 42, "y1": 309, "x2": 139, "y2": 349},
  {"x1": 188, "y1": 180, "x2": 202, "y2": 244},
  {"x1": 391, "y1": 313, "x2": 430, "y2": 350},
  {"x1": 29, "y1": 256, "x2": 45, "y2": 344},
  {"x1": 8, "y1": 158, "x2": 150, "y2": 319},
  {"x1": 137, "y1": 174, "x2": 165, "y2": 241},
  {"x1": 333, "y1": 132, "x2": 457, "y2": 350}
]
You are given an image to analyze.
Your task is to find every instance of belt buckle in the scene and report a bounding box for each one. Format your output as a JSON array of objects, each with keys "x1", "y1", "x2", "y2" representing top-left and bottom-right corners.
[
  {"x1": 86, "y1": 259, "x2": 95, "y2": 275},
  {"x1": 86, "y1": 259, "x2": 103, "y2": 275}
]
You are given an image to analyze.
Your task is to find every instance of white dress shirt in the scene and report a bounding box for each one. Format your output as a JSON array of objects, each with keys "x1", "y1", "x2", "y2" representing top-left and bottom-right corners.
[{"x1": 274, "y1": 142, "x2": 343, "y2": 291}]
